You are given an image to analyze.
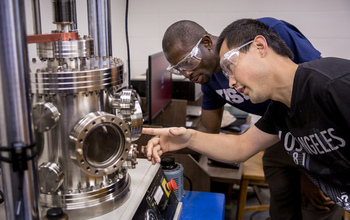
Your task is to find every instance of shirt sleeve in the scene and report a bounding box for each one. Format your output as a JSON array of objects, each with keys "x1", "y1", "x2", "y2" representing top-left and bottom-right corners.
[
  {"x1": 325, "y1": 74, "x2": 350, "y2": 129},
  {"x1": 271, "y1": 21, "x2": 322, "y2": 63},
  {"x1": 258, "y1": 17, "x2": 321, "y2": 63}
]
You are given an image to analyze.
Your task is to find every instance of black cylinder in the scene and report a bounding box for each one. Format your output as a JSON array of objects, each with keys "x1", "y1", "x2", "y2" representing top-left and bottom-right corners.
[{"x1": 52, "y1": 0, "x2": 76, "y2": 24}]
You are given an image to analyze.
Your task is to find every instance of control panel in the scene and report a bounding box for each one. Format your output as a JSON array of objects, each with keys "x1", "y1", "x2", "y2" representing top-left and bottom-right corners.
[{"x1": 132, "y1": 168, "x2": 180, "y2": 220}]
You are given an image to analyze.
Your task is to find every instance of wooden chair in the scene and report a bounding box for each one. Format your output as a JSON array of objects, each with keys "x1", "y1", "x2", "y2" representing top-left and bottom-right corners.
[
  {"x1": 236, "y1": 151, "x2": 269, "y2": 220},
  {"x1": 344, "y1": 210, "x2": 350, "y2": 220}
]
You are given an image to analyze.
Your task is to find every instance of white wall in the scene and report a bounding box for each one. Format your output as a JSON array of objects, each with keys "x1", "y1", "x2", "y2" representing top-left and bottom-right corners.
[{"x1": 26, "y1": 0, "x2": 350, "y2": 80}]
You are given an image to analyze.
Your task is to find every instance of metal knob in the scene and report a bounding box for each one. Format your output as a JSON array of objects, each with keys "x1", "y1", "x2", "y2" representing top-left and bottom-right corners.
[
  {"x1": 38, "y1": 162, "x2": 64, "y2": 193},
  {"x1": 32, "y1": 102, "x2": 60, "y2": 132}
]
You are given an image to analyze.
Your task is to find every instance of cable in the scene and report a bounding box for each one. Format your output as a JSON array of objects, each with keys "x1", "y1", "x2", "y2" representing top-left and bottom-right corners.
[
  {"x1": 0, "y1": 143, "x2": 37, "y2": 171},
  {"x1": 183, "y1": 174, "x2": 192, "y2": 191},
  {"x1": 125, "y1": 0, "x2": 131, "y2": 87}
]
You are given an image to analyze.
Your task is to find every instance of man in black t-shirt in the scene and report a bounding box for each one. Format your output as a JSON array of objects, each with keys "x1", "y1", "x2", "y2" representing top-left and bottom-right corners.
[{"x1": 142, "y1": 19, "x2": 350, "y2": 213}]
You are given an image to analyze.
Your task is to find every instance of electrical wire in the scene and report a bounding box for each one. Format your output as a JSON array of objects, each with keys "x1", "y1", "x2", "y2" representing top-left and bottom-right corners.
[
  {"x1": 125, "y1": 0, "x2": 131, "y2": 87},
  {"x1": 183, "y1": 174, "x2": 193, "y2": 191}
]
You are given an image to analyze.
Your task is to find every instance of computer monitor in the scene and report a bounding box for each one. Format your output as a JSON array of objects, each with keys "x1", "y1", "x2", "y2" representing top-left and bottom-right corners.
[{"x1": 147, "y1": 51, "x2": 172, "y2": 125}]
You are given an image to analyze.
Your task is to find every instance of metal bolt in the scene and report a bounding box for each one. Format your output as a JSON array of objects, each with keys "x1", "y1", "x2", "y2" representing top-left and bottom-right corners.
[{"x1": 77, "y1": 149, "x2": 83, "y2": 155}]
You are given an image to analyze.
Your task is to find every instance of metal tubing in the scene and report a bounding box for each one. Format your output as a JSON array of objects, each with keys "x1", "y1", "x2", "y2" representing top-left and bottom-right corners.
[
  {"x1": 31, "y1": 0, "x2": 42, "y2": 34},
  {"x1": 106, "y1": 0, "x2": 112, "y2": 57},
  {"x1": 87, "y1": 0, "x2": 112, "y2": 68},
  {"x1": 0, "y1": 0, "x2": 39, "y2": 219}
]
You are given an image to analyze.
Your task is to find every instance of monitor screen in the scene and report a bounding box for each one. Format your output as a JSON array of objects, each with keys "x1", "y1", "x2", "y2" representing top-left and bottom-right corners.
[{"x1": 147, "y1": 51, "x2": 172, "y2": 124}]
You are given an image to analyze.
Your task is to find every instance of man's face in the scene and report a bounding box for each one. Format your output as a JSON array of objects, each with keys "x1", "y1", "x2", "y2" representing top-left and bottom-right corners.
[
  {"x1": 219, "y1": 39, "x2": 270, "y2": 104},
  {"x1": 165, "y1": 38, "x2": 219, "y2": 85}
]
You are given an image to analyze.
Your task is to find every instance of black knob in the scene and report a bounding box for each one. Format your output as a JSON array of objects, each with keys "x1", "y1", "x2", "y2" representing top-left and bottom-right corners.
[
  {"x1": 161, "y1": 157, "x2": 177, "y2": 170},
  {"x1": 46, "y1": 207, "x2": 64, "y2": 218}
]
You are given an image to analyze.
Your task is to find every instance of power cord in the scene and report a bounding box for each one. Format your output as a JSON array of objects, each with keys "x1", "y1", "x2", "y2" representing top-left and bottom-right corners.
[{"x1": 183, "y1": 174, "x2": 192, "y2": 191}]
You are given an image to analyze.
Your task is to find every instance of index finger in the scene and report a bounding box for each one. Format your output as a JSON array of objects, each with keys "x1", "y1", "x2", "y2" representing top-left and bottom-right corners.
[{"x1": 142, "y1": 127, "x2": 163, "y2": 135}]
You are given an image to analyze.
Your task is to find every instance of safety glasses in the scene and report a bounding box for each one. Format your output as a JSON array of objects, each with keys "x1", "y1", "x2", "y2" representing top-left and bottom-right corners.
[
  {"x1": 220, "y1": 40, "x2": 254, "y2": 78},
  {"x1": 167, "y1": 38, "x2": 203, "y2": 75}
]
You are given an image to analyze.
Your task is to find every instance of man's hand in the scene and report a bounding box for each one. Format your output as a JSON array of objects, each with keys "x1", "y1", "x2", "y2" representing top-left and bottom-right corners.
[
  {"x1": 300, "y1": 172, "x2": 335, "y2": 211},
  {"x1": 141, "y1": 127, "x2": 191, "y2": 164}
]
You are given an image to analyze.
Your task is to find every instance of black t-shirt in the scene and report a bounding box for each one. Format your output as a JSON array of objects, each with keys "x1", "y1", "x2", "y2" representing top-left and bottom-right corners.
[{"x1": 256, "y1": 57, "x2": 350, "y2": 211}]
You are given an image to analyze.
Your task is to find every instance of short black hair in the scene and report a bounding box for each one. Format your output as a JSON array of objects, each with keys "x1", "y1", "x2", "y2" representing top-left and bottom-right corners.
[
  {"x1": 216, "y1": 19, "x2": 293, "y2": 60},
  {"x1": 162, "y1": 20, "x2": 208, "y2": 53}
]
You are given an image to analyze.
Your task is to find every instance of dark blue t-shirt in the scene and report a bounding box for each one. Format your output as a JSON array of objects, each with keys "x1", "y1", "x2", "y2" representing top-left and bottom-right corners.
[{"x1": 201, "y1": 17, "x2": 321, "y2": 115}]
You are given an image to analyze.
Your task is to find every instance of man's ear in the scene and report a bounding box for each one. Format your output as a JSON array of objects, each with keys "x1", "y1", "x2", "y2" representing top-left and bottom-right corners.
[
  {"x1": 202, "y1": 34, "x2": 214, "y2": 50},
  {"x1": 254, "y1": 35, "x2": 268, "y2": 57}
]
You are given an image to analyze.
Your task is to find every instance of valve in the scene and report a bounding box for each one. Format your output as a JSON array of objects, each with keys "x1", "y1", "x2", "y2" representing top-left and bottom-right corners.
[{"x1": 126, "y1": 144, "x2": 138, "y2": 169}]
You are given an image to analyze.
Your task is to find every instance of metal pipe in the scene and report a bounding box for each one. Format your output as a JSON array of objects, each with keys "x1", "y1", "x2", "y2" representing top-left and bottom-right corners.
[
  {"x1": 106, "y1": 0, "x2": 112, "y2": 57},
  {"x1": 87, "y1": 0, "x2": 112, "y2": 68},
  {"x1": 72, "y1": 0, "x2": 77, "y2": 30},
  {"x1": 31, "y1": 0, "x2": 42, "y2": 34},
  {"x1": 0, "y1": 0, "x2": 39, "y2": 219}
]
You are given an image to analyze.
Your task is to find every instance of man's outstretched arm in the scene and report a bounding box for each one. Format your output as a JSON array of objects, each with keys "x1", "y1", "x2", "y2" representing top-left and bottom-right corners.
[{"x1": 141, "y1": 125, "x2": 279, "y2": 164}]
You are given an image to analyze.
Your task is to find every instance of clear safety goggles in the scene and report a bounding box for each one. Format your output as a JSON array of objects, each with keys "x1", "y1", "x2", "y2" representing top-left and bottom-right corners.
[
  {"x1": 220, "y1": 40, "x2": 254, "y2": 78},
  {"x1": 167, "y1": 38, "x2": 203, "y2": 75}
]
